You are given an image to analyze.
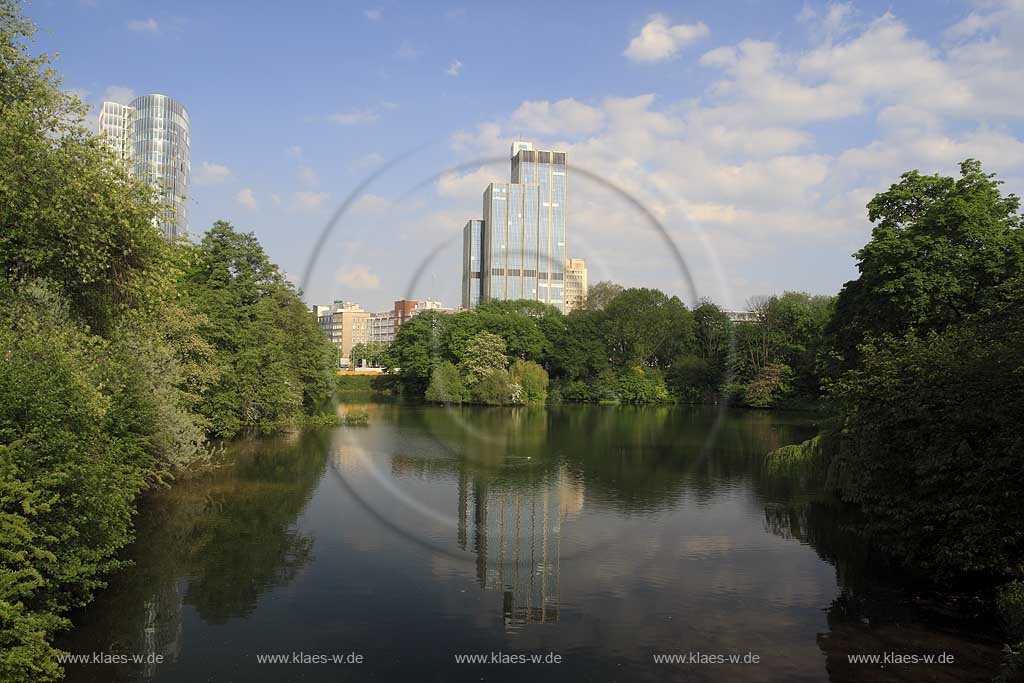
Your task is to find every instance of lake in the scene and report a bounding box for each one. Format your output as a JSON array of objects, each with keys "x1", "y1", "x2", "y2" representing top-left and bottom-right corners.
[{"x1": 59, "y1": 404, "x2": 1003, "y2": 682}]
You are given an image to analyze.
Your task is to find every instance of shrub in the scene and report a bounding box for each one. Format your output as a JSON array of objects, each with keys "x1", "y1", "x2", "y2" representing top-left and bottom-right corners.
[
  {"x1": 473, "y1": 369, "x2": 512, "y2": 405},
  {"x1": 425, "y1": 362, "x2": 469, "y2": 404},
  {"x1": 743, "y1": 363, "x2": 794, "y2": 408},
  {"x1": 510, "y1": 359, "x2": 549, "y2": 404}
]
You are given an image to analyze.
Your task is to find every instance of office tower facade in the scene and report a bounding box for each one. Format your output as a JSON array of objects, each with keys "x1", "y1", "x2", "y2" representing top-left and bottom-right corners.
[
  {"x1": 563, "y1": 258, "x2": 588, "y2": 312},
  {"x1": 461, "y1": 141, "x2": 568, "y2": 312},
  {"x1": 462, "y1": 220, "x2": 484, "y2": 309},
  {"x1": 99, "y1": 94, "x2": 191, "y2": 239}
]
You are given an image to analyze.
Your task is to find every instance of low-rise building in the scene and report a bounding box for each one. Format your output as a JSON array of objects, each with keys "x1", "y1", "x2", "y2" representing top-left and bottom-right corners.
[
  {"x1": 315, "y1": 301, "x2": 370, "y2": 367},
  {"x1": 367, "y1": 298, "x2": 454, "y2": 343}
]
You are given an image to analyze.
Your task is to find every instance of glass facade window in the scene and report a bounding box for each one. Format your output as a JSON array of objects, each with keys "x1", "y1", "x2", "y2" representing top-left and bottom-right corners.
[
  {"x1": 97, "y1": 94, "x2": 191, "y2": 239},
  {"x1": 461, "y1": 142, "x2": 569, "y2": 312}
]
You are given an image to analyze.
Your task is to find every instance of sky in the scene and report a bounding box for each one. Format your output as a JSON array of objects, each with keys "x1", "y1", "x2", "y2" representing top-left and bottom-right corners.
[{"x1": 32, "y1": 0, "x2": 1024, "y2": 312}]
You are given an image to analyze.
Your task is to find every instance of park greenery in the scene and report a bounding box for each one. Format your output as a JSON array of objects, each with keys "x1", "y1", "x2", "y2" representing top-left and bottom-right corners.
[
  {"x1": 3, "y1": 0, "x2": 1024, "y2": 678},
  {"x1": 767, "y1": 160, "x2": 1024, "y2": 676},
  {"x1": 386, "y1": 290, "x2": 834, "y2": 408},
  {"x1": 0, "y1": 4, "x2": 336, "y2": 680}
]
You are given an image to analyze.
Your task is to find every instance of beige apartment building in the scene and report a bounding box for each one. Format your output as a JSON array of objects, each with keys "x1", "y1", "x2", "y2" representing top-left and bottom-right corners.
[
  {"x1": 564, "y1": 257, "x2": 588, "y2": 312},
  {"x1": 317, "y1": 302, "x2": 370, "y2": 367}
]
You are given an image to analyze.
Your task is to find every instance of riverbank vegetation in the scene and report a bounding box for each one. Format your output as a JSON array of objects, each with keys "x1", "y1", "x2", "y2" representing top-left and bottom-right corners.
[
  {"x1": 0, "y1": 5, "x2": 336, "y2": 681},
  {"x1": 765, "y1": 160, "x2": 1024, "y2": 675},
  {"x1": 387, "y1": 291, "x2": 834, "y2": 408}
]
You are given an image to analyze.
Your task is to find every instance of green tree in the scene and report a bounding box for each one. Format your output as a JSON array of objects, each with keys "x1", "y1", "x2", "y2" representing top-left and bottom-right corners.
[
  {"x1": 350, "y1": 341, "x2": 390, "y2": 368},
  {"x1": 458, "y1": 332, "x2": 508, "y2": 386},
  {"x1": 510, "y1": 359, "x2": 549, "y2": 404},
  {"x1": 183, "y1": 222, "x2": 336, "y2": 436},
  {"x1": 602, "y1": 288, "x2": 693, "y2": 368},
  {"x1": 387, "y1": 311, "x2": 450, "y2": 397},
  {"x1": 473, "y1": 368, "x2": 513, "y2": 405},
  {"x1": 545, "y1": 309, "x2": 609, "y2": 381},
  {"x1": 826, "y1": 279, "x2": 1024, "y2": 579},
  {"x1": 828, "y1": 159, "x2": 1023, "y2": 370},
  {"x1": 586, "y1": 281, "x2": 624, "y2": 310},
  {"x1": 0, "y1": 2, "x2": 168, "y2": 336},
  {"x1": 425, "y1": 362, "x2": 469, "y2": 404}
]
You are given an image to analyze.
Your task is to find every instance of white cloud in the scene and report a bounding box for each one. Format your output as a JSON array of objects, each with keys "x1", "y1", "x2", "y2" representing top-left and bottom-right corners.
[
  {"x1": 624, "y1": 15, "x2": 709, "y2": 63},
  {"x1": 194, "y1": 162, "x2": 232, "y2": 185},
  {"x1": 336, "y1": 264, "x2": 381, "y2": 289},
  {"x1": 510, "y1": 98, "x2": 606, "y2": 136},
  {"x1": 235, "y1": 188, "x2": 257, "y2": 210},
  {"x1": 103, "y1": 85, "x2": 135, "y2": 104},
  {"x1": 287, "y1": 145, "x2": 303, "y2": 158},
  {"x1": 364, "y1": 8, "x2": 381, "y2": 21},
  {"x1": 330, "y1": 109, "x2": 378, "y2": 126},
  {"x1": 441, "y1": 5, "x2": 1024, "y2": 307},
  {"x1": 127, "y1": 18, "x2": 159, "y2": 33},
  {"x1": 293, "y1": 191, "x2": 331, "y2": 211},
  {"x1": 798, "y1": 2, "x2": 856, "y2": 43},
  {"x1": 446, "y1": 59, "x2": 463, "y2": 77},
  {"x1": 299, "y1": 166, "x2": 319, "y2": 186}
]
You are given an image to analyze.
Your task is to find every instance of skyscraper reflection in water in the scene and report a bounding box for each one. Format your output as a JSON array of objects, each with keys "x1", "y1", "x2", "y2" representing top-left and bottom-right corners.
[{"x1": 456, "y1": 465, "x2": 584, "y2": 631}]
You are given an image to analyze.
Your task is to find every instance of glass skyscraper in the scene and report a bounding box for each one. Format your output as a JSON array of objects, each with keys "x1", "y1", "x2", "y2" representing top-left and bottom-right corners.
[
  {"x1": 99, "y1": 94, "x2": 191, "y2": 239},
  {"x1": 462, "y1": 141, "x2": 568, "y2": 311},
  {"x1": 462, "y1": 219, "x2": 484, "y2": 308}
]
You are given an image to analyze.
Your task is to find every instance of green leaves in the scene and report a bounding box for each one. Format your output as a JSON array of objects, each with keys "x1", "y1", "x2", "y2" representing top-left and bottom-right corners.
[
  {"x1": 831, "y1": 159, "x2": 1024, "y2": 370},
  {"x1": 181, "y1": 222, "x2": 337, "y2": 437}
]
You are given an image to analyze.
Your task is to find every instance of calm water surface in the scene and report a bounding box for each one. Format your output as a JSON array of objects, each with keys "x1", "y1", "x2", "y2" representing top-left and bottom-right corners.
[{"x1": 59, "y1": 404, "x2": 1003, "y2": 682}]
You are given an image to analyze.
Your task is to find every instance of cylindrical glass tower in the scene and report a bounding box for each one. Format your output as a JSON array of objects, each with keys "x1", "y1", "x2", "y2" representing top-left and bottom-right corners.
[{"x1": 129, "y1": 94, "x2": 191, "y2": 239}]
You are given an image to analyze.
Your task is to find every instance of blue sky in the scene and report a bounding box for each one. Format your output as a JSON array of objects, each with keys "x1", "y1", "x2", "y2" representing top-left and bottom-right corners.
[{"x1": 33, "y1": 0, "x2": 1024, "y2": 311}]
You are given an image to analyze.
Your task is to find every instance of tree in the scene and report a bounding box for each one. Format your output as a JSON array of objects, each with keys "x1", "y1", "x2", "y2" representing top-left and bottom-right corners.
[
  {"x1": 826, "y1": 276, "x2": 1024, "y2": 579},
  {"x1": 602, "y1": 288, "x2": 693, "y2": 368},
  {"x1": 425, "y1": 362, "x2": 469, "y2": 404},
  {"x1": 586, "y1": 281, "x2": 624, "y2": 310},
  {"x1": 473, "y1": 368, "x2": 513, "y2": 405},
  {"x1": 458, "y1": 332, "x2": 508, "y2": 386},
  {"x1": 0, "y1": 5, "x2": 212, "y2": 678},
  {"x1": 387, "y1": 311, "x2": 450, "y2": 397},
  {"x1": 0, "y1": 3, "x2": 167, "y2": 336},
  {"x1": 828, "y1": 159, "x2": 1023, "y2": 370},
  {"x1": 350, "y1": 341, "x2": 389, "y2": 368},
  {"x1": 182, "y1": 222, "x2": 337, "y2": 436},
  {"x1": 510, "y1": 359, "x2": 549, "y2": 404}
]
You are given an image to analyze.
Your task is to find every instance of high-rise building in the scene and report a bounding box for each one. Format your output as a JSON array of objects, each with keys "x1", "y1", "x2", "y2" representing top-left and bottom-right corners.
[
  {"x1": 462, "y1": 220, "x2": 484, "y2": 309},
  {"x1": 99, "y1": 94, "x2": 191, "y2": 239},
  {"x1": 462, "y1": 141, "x2": 568, "y2": 312},
  {"x1": 563, "y1": 258, "x2": 588, "y2": 312}
]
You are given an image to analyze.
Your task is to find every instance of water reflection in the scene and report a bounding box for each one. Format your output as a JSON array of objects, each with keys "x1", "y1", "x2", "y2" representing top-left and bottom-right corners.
[
  {"x1": 58, "y1": 431, "x2": 329, "y2": 682},
  {"x1": 58, "y1": 406, "x2": 1004, "y2": 683}
]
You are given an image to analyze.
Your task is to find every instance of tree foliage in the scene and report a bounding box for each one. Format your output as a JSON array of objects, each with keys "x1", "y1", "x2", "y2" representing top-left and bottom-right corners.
[
  {"x1": 0, "y1": 5, "x2": 339, "y2": 679},
  {"x1": 787, "y1": 160, "x2": 1024, "y2": 588},
  {"x1": 182, "y1": 222, "x2": 336, "y2": 437},
  {"x1": 828, "y1": 159, "x2": 1023, "y2": 370}
]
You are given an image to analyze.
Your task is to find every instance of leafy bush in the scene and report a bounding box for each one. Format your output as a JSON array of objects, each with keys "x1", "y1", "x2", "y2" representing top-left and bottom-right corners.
[
  {"x1": 473, "y1": 369, "x2": 513, "y2": 405},
  {"x1": 827, "y1": 290, "x2": 1024, "y2": 579},
  {"x1": 510, "y1": 359, "x2": 549, "y2": 404},
  {"x1": 743, "y1": 363, "x2": 794, "y2": 408},
  {"x1": 616, "y1": 367, "x2": 670, "y2": 404},
  {"x1": 558, "y1": 380, "x2": 593, "y2": 402},
  {"x1": 425, "y1": 362, "x2": 469, "y2": 404}
]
